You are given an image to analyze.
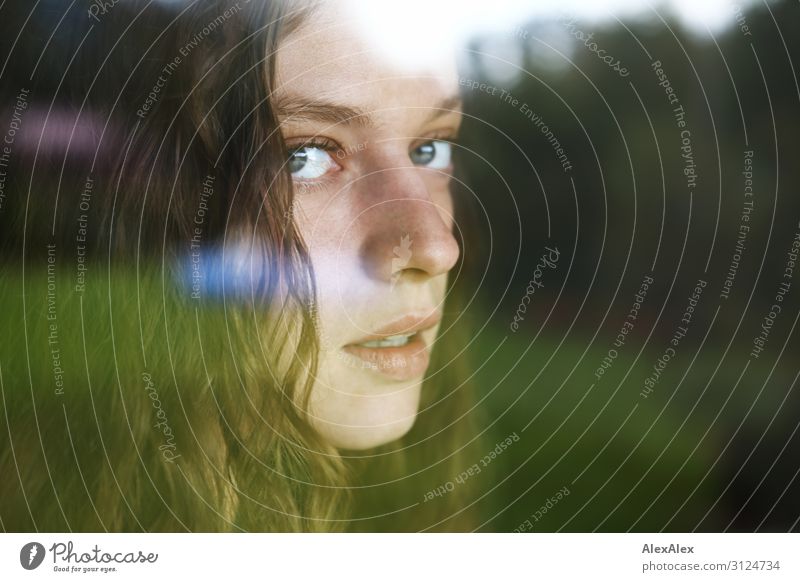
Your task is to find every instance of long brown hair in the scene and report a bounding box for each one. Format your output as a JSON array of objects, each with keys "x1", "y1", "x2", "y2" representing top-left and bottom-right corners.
[{"x1": 0, "y1": 0, "x2": 482, "y2": 532}]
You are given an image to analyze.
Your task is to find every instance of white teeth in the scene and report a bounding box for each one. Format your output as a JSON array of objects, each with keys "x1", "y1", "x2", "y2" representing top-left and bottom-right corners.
[{"x1": 359, "y1": 334, "x2": 413, "y2": 348}]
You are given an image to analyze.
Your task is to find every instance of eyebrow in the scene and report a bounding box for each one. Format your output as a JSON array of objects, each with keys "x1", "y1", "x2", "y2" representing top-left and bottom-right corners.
[{"x1": 274, "y1": 94, "x2": 463, "y2": 130}]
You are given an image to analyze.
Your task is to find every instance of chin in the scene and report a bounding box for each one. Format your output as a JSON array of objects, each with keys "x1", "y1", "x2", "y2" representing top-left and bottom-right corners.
[
  {"x1": 311, "y1": 382, "x2": 423, "y2": 450},
  {"x1": 326, "y1": 413, "x2": 418, "y2": 451}
]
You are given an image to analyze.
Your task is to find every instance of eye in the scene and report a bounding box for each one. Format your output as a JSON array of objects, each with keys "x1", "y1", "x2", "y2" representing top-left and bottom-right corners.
[
  {"x1": 409, "y1": 140, "x2": 452, "y2": 170},
  {"x1": 287, "y1": 145, "x2": 339, "y2": 180}
]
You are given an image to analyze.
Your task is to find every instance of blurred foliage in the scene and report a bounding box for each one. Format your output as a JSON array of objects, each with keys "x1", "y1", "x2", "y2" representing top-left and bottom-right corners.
[{"x1": 457, "y1": 0, "x2": 800, "y2": 531}]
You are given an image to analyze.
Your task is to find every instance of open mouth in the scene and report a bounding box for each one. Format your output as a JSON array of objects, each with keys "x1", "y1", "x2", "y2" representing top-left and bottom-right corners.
[
  {"x1": 341, "y1": 313, "x2": 440, "y2": 381},
  {"x1": 356, "y1": 332, "x2": 417, "y2": 349}
]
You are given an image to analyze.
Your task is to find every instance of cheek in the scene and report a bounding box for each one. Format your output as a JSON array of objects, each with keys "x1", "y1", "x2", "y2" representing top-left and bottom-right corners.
[
  {"x1": 425, "y1": 174, "x2": 456, "y2": 228},
  {"x1": 293, "y1": 178, "x2": 365, "y2": 252},
  {"x1": 292, "y1": 190, "x2": 365, "y2": 342},
  {"x1": 294, "y1": 189, "x2": 357, "y2": 275}
]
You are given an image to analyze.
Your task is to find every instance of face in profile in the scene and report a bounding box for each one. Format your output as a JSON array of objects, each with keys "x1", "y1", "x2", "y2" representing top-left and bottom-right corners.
[{"x1": 274, "y1": 1, "x2": 464, "y2": 450}]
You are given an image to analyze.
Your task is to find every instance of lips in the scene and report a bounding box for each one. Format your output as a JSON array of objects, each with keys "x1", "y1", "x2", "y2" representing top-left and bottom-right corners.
[{"x1": 341, "y1": 312, "x2": 440, "y2": 381}]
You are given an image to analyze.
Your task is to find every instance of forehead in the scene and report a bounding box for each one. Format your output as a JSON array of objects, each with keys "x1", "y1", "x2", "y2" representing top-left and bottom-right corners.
[{"x1": 274, "y1": 1, "x2": 460, "y2": 115}]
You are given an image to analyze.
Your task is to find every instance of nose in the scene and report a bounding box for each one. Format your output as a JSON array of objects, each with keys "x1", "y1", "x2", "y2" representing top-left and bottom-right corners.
[{"x1": 359, "y1": 166, "x2": 460, "y2": 284}]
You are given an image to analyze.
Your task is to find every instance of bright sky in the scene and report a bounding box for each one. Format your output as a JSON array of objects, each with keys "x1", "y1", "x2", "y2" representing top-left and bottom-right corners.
[
  {"x1": 347, "y1": 0, "x2": 767, "y2": 70},
  {"x1": 508, "y1": 0, "x2": 764, "y2": 31}
]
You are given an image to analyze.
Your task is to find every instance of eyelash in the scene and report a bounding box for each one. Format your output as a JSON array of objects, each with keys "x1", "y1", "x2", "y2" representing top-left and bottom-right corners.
[
  {"x1": 285, "y1": 137, "x2": 341, "y2": 156},
  {"x1": 284, "y1": 131, "x2": 460, "y2": 190},
  {"x1": 416, "y1": 131, "x2": 459, "y2": 149},
  {"x1": 286, "y1": 133, "x2": 460, "y2": 157}
]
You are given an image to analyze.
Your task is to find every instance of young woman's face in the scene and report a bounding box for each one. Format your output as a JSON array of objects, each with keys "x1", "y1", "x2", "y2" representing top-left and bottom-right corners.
[{"x1": 274, "y1": 2, "x2": 463, "y2": 450}]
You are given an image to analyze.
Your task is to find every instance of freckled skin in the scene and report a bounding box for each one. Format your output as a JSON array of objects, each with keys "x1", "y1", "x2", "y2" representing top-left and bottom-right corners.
[{"x1": 275, "y1": 1, "x2": 463, "y2": 450}]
